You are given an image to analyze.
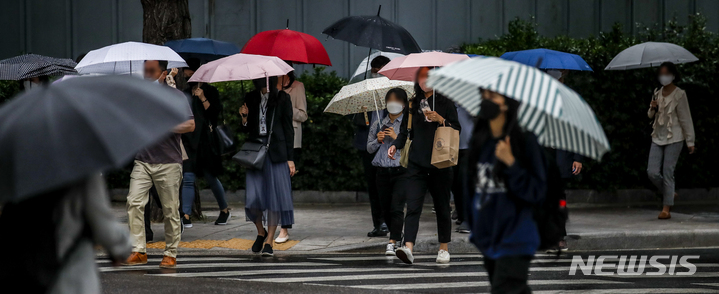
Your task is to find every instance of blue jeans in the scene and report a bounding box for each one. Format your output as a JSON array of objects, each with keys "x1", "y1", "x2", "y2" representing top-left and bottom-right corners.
[{"x1": 181, "y1": 171, "x2": 228, "y2": 216}]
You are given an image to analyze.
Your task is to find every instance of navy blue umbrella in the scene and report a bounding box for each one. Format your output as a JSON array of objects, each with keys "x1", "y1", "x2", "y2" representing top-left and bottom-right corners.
[
  {"x1": 164, "y1": 38, "x2": 240, "y2": 62},
  {"x1": 500, "y1": 48, "x2": 593, "y2": 71}
]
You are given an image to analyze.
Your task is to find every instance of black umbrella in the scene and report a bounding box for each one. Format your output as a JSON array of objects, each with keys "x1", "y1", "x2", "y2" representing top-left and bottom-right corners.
[
  {"x1": 322, "y1": 6, "x2": 421, "y2": 54},
  {"x1": 0, "y1": 75, "x2": 189, "y2": 203},
  {"x1": 0, "y1": 54, "x2": 77, "y2": 80},
  {"x1": 323, "y1": 5, "x2": 421, "y2": 79}
]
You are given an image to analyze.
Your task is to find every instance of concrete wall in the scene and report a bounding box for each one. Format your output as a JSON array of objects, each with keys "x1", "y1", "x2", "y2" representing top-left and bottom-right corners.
[{"x1": 3, "y1": 0, "x2": 719, "y2": 78}]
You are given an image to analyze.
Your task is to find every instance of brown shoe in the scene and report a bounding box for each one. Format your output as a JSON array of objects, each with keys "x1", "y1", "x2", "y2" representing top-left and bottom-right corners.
[
  {"x1": 122, "y1": 252, "x2": 148, "y2": 265},
  {"x1": 159, "y1": 256, "x2": 177, "y2": 268},
  {"x1": 658, "y1": 211, "x2": 671, "y2": 219}
]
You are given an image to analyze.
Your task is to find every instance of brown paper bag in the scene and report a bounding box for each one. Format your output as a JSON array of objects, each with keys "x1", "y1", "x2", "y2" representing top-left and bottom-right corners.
[{"x1": 431, "y1": 125, "x2": 459, "y2": 169}]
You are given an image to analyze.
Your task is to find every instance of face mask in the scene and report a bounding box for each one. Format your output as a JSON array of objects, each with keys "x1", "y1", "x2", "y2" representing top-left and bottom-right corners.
[
  {"x1": 419, "y1": 78, "x2": 432, "y2": 93},
  {"x1": 152, "y1": 79, "x2": 161, "y2": 84},
  {"x1": 547, "y1": 69, "x2": 562, "y2": 80},
  {"x1": 478, "y1": 99, "x2": 501, "y2": 120},
  {"x1": 659, "y1": 74, "x2": 674, "y2": 86},
  {"x1": 370, "y1": 72, "x2": 382, "y2": 79},
  {"x1": 386, "y1": 101, "x2": 404, "y2": 115}
]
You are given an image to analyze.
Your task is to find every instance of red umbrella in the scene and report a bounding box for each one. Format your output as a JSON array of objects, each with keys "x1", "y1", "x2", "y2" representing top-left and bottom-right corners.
[{"x1": 242, "y1": 29, "x2": 332, "y2": 66}]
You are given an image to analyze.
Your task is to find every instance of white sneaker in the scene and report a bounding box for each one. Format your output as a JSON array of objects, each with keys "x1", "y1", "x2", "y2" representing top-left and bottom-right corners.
[
  {"x1": 385, "y1": 243, "x2": 396, "y2": 256},
  {"x1": 436, "y1": 250, "x2": 450, "y2": 264},
  {"x1": 396, "y1": 246, "x2": 414, "y2": 264},
  {"x1": 274, "y1": 233, "x2": 289, "y2": 244}
]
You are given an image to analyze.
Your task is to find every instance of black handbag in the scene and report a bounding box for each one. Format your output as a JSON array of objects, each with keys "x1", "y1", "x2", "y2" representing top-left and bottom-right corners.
[
  {"x1": 210, "y1": 113, "x2": 236, "y2": 156},
  {"x1": 232, "y1": 108, "x2": 275, "y2": 170}
]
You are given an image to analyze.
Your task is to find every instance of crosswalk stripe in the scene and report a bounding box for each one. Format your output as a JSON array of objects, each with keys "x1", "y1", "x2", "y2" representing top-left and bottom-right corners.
[
  {"x1": 240, "y1": 271, "x2": 486, "y2": 283},
  {"x1": 310, "y1": 254, "x2": 485, "y2": 261},
  {"x1": 100, "y1": 262, "x2": 334, "y2": 272},
  {"x1": 533, "y1": 289, "x2": 719, "y2": 294},
  {"x1": 341, "y1": 279, "x2": 628, "y2": 290},
  {"x1": 150, "y1": 267, "x2": 427, "y2": 278},
  {"x1": 97, "y1": 257, "x2": 240, "y2": 264},
  {"x1": 694, "y1": 283, "x2": 719, "y2": 287}
]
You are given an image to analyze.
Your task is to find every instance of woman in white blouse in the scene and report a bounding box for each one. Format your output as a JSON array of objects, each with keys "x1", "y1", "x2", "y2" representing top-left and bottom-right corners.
[{"x1": 647, "y1": 62, "x2": 695, "y2": 220}]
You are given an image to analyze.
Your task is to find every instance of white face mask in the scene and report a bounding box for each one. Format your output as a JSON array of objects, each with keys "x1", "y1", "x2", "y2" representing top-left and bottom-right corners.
[
  {"x1": 659, "y1": 74, "x2": 674, "y2": 86},
  {"x1": 386, "y1": 101, "x2": 404, "y2": 115},
  {"x1": 547, "y1": 69, "x2": 562, "y2": 80},
  {"x1": 370, "y1": 72, "x2": 382, "y2": 79}
]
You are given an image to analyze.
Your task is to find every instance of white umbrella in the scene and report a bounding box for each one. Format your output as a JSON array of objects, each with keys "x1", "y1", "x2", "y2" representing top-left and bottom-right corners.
[
  {"x1": 324, "y1": 77, "x2": 414, "y2": 117},
  {"x1": 348, "y1": 51, "x2": 405, "y2": 84},
  {"x1": 75, "y1": 42, "x2": 188, "y2": 75},
  {"x1": 605, "y1": 42, "x2": 698, "y2": 70},
  {"x1": 428, "y1": 57, "x2": 610, "y2": 161}
]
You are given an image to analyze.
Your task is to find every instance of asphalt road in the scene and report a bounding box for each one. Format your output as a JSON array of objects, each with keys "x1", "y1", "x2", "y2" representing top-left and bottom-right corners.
[{"x1": 100, "y1": 248, "x2": 719, "y2": 293}]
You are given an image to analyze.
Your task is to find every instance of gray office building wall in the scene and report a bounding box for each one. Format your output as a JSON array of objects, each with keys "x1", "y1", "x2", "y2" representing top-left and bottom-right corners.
[{"x1": 2, "y1": 0, "x2": 717, "y2": 78}]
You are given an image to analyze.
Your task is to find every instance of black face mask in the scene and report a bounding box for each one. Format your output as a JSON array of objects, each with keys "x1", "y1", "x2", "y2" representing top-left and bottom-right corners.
[{"x1": 477, "y1": 99, "x2": 501, "y2": 120}]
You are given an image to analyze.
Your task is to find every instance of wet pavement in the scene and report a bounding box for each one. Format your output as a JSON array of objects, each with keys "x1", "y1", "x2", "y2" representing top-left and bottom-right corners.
[{"x1": 100, "y1": 248, "x2": 719, "y2": 293}]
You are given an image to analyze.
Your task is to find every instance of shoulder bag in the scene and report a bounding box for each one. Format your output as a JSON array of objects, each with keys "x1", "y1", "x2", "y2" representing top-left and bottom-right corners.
[
  {"x1": 232, "y1": 108, "x2": 276, "y2": 170},
  {"x1": 210, "y1": 111, "x2": 236, "y2": 156},
  {"x1": 399, "y1": 102, "x2": 412, "y2": 168}
]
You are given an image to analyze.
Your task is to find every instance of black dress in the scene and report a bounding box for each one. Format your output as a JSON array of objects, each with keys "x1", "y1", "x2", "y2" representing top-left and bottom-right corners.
[{"x1": 182, "y1": 83, "x2": 224, "y2": 177}]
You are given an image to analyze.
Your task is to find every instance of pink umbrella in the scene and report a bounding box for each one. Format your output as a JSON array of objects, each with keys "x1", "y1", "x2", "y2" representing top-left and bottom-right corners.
[
  {"x1": 378, "y1": 52, "x2": 470, "y2": 81},
  {"x1": 188, "y1": 53, "x2": 294, "y2": 85}
]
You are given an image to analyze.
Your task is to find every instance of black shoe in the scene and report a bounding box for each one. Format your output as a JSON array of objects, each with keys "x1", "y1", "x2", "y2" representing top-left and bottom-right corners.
[
  {"x1": 145, "y1": 232, "x2": 154, "y2": 243},
  {"x1": 379, "y1": 223, "x2": 389, "y2": 234},
  {"x1": 261, "y1": 244, "x2": 274, "y2": 257},
  {"x1": 215, "y1": 211, "x2": 231, "y2": 225},
  {"x1": 367, "y1": 227, "x2": 387, "y2": 237},
  {"x1": 182, "y1": 216, "x2": 193, "y2": 228},
  {"x1": 451, "y1": 209, "x2": 458, "y2": 220},
  {"x1": 252, "y1": 229, "x2": 268, "y2": 253}
]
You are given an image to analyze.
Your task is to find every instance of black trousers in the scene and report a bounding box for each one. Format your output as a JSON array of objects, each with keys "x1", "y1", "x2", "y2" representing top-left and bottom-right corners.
[
  {"x1": 401, "y1": 162, "x2": 453, "y2": 244},
  {"x1": 450, "y1": 149, "x2": 469, "y2": 223},
  {"x1": 360, "y1": 150, "x2": 383, "y2": 229},
  {"x1": 484, "y1": 255, "x2": 533, "y2": 294},
  {"x1": 144, "y1": 186, "x2": 162, "y2": 238},
  {"x1": 558, "y1": 178, "x2": 567, "y2": 237},
  {"x1": 376, "y1": 166, "x2": 406, "y2": 241}
]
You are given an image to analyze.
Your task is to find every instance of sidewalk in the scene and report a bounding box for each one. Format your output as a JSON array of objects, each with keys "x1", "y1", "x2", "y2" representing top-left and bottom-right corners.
[{"x1": 110, "y1": 202, "x2": 719, "y2": 254}]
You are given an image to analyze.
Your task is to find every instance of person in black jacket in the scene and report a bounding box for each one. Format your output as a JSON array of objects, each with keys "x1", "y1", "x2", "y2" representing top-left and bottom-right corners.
[
  {"x1": 180, "y1": 80, "x2": 230, "y2": 227},
  {"x1": 238, "y1": 76, "x2": 295, "y2": 257},
  {"x1": 387, "y1": 67, "x2": 460, "y2": 265}
]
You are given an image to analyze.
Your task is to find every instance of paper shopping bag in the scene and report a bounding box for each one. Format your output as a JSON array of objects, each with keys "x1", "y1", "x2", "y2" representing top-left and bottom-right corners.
[{"x1": 431, "y1": 125, "x2": 459, "y2": 169}]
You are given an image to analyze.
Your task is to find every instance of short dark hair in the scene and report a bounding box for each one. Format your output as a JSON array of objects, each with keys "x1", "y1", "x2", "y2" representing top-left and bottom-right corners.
[
  {"x1": 385, "y1": 87, "x2": 408, "y2": 106},
  {"x1": 371, "y1": 56, "x2": 391, "y2": 69},
  {"x1": 657, "y1": 62, "x2": 681, "y2": 83},
  {"x1": 145, "y1": 60, "x2": 168, "y2": 71}
]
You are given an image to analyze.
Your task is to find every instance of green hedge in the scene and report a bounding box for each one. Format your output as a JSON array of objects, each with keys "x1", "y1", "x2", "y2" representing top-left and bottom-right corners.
[{"x1": 461, "y1": 14, "x2": 719, "y2": 190}]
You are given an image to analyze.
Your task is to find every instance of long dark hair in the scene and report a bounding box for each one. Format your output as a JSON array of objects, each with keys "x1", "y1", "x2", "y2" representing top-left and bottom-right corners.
[
  {"x1": 468, "y1": 89, "x2": 527, "y2": 183},
  {"x1": 252, "y1": 76, "x2": 280, "y2": 106}
]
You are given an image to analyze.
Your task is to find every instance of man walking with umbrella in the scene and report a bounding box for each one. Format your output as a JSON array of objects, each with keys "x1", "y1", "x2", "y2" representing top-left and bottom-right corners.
[{"x1": 123, "y1": 60, "x2": 195, "y2": 268}]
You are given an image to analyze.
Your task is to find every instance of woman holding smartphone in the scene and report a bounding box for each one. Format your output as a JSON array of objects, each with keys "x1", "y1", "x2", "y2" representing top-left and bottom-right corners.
[
  {"x1": 367, "y1": 88, "x2": 409, "y2": 256},
  {"x1": 388, "y1": 67, "x2": 460, "y2": 264}
]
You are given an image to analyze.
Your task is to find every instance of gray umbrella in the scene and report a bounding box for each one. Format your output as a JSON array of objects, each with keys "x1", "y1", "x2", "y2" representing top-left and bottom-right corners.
[
  {"x1": 0, "y1": 75, "x2": 188, "y2": 203},
  {"x1": 0, "y1": 54, "x2": 77, "y2": 80},
  {"x1": 605, "y1": 42, "x2": 699, "y2": 70}
]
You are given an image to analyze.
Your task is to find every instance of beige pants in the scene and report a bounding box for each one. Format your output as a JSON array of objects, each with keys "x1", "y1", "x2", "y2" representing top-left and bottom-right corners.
[{"x1": 126, "y1": 160, "x2": 182, "y2": 258}]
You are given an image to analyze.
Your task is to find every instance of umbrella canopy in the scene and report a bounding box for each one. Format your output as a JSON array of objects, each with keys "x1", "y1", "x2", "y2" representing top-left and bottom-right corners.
[
  {"x1": 324, "y1": 77, "x2": 414, "y2": 115},
  {"x1": 188, "y1": 53, "x2": 293, "y2": 83},
  {"x1": 322, "y1": 7, "x2": 421, "y2": 54},
  {"x1": 427, "y1": 57, "x2": 610, "y2": 161},
  {"x1": 349, "y1": 51, "x2": 405, "y2": 83},
  {"x1": 164, "y1": 38, "x2": 240, "y2": 62},
  {"x1": 378, "y1": 52, "x2": 470, "y2": 81},
  {"x1": 605, "y1": 42, "x2": 698, "y2": 70},
  {"x1": 0, "y1": 75, "x2": 189, "y2": 202},
  {"x1": 75, "y1": 41, "x2": 188, "y2": 75},
  {"x1": 242, "y1": 29, "x2": 332, "y2": 66},
  {"x1": 501, "y1": 48, "x2": 593, "y2": 71},
  {"x1": 0, "y1": 54, "x2": 77, "y2": 80}
]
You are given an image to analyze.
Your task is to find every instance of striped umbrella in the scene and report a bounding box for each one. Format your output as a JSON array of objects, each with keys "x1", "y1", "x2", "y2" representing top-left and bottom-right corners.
[
  {"x1": 427, "y1": 56, "x2": 609, "y2": 161},
  {"x1": 0, "y1": 54, "x2": 77, "y2": 80}
]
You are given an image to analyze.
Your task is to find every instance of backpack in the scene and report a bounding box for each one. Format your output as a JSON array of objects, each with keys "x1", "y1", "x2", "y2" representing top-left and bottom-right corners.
[{"x1": 533, "y1": 147, "x2": 569, "y2": 251}]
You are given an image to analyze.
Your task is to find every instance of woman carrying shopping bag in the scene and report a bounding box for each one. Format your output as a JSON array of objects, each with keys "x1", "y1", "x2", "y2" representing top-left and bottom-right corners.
[{"x1": 387, "y1": 67, "x2": 460, "y2": 264}]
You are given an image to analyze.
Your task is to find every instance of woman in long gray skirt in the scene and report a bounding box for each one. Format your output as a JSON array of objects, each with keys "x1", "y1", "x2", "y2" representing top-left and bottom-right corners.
[
  {"x1": 647, "y1": 62, "x2": 695, "y2": 220},
  {"x1": 239, "y1": 76, "x2": 296, "y2": 256}
]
